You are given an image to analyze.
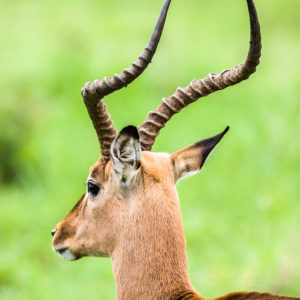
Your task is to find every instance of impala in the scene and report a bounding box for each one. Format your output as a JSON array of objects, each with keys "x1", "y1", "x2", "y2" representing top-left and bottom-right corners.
[{"x1": 52, "y1": 0, "x2": 299, "y2": 299}]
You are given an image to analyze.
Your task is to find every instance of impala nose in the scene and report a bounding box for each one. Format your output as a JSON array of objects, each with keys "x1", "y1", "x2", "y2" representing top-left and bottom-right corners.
[{"x1": 51, "y1": 229, "x2": 56, "y2": 237}]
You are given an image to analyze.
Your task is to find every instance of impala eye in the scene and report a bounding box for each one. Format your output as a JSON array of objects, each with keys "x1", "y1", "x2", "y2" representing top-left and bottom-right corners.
[{"x1": 87, "y1": 182, "x2": 100, "y2": 196}]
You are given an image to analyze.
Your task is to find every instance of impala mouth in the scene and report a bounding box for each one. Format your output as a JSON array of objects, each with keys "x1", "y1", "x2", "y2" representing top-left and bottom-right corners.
[{"x1": 53, "y1": 247, "x2": 76, "y2": 261}]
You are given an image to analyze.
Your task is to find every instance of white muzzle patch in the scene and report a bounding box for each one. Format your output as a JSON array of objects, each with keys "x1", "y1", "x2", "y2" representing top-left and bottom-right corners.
[{"x1": 54, "y1": 248, "x2": 76, "y2": 261}]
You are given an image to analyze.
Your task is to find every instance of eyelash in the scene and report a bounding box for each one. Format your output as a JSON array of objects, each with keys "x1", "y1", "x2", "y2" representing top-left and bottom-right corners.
[{"x1": 87, "y1": 181, "x2": 100, "y2": 196}]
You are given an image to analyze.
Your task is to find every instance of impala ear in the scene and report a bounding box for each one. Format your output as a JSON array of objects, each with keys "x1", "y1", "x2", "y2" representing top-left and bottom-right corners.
[
  {"x1": 171, "y1": 127, "x2": 229, "y2": 182},
  {"x1": 111, "y1": 126, "x2": 141, "y2": 185}
]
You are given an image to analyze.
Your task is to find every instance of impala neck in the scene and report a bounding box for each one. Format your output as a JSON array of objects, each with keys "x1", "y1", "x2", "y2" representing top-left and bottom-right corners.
[{"x1": 110, "y1": 181, "x2": 202, "y2": 300}]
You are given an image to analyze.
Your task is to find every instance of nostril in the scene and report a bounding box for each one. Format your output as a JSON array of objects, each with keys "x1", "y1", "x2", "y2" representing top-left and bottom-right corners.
[{"x1": 51, "y1": 229, "x2": 56, "y2": 237}]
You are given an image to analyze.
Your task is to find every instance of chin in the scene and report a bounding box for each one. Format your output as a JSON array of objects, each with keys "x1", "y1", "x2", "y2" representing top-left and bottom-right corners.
[
  {"x1": 59, "y1": 249, "x2": 77, "y2": 261},
  {"x1": 53, "y1": 247, "x2": 81, "y2": 261}
]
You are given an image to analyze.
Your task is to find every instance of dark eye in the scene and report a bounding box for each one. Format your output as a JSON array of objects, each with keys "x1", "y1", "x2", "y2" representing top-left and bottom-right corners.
[{"x1": 87, "y1": 182, "x2": 100, "y2": 196}]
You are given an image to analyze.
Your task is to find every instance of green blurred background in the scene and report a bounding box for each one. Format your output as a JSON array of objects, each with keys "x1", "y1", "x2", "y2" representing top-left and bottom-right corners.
[{"x1": 1, "y1": 0, "x2": 300, "y2": 299}]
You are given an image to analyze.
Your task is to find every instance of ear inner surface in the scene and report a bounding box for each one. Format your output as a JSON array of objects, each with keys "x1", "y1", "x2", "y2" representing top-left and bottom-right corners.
[
  {"x1": 171, "y1": 127, "x2": 229, "y2": 181},
  {"x1": 111, "y1": 126, "x2": 142, "y2": 185}
]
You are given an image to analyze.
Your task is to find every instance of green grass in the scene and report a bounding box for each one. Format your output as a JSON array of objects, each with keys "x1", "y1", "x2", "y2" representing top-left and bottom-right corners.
[{"x1": 1, "y1": 0, "x2": 300, "y2": 299}]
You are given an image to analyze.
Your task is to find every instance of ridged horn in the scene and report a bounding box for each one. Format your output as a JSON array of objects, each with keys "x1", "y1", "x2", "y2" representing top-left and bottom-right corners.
[
  {"x1": 84, "y1": 100, "x2": 117, "y2": 163},
  {"x1": 138, "y1": 0, "x2": 262, "y2": 151},
  {"x1": 81, "y1": 0, "x2": 172, "y2": 162}
]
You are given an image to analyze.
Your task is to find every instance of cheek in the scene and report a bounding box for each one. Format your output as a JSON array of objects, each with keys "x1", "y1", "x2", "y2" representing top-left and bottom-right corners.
[
  {"x1": 93, "y1": 205, "x2": 116, "y2": 237},
  {"x1": 93, "y1": 200, "x2": 125, "y2": 252},
  {"x1": 71, "y1": 202, "x2": 116, "y2": 255}
]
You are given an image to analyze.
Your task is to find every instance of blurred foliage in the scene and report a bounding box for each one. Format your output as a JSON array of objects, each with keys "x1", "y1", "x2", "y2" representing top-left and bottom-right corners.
[
  {"x1": 0, "y1": 0, "x2": 300, "y2": 299},
  {"x1": 0, "y1": 107, "x2": 27, "y2": 184}
]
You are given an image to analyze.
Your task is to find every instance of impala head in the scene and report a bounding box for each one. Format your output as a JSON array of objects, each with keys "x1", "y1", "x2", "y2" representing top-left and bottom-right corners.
[
  {"x1": 52, "y1": 0, "x2": 261, "y2": 261},
  {"x1": 52, "y1": 125, "x2": 229, "y2": 260}
]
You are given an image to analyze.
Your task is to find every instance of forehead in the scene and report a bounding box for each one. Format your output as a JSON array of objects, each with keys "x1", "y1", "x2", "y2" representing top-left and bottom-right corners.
[
  {"x1": 88, "y1": 152, "x2": 172, "y2": 181},
  {"x1": 88, "y1": 160, "x2": 109, "y2": 181},
  {"x1": 141, "y1": 152, "x2": 172, "y2": 176}
]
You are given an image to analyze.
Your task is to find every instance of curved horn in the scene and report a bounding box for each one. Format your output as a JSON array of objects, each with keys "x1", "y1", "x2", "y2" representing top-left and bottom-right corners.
[
  {"x1": 81, "y1": 0, "x2": 172, "y2": 162},
  {"x1": 84, "y1": 100, "x2": 116, "y2": 163},
  {"x1": 138, "y1": 0, "x2": 262, "y2": 151}
]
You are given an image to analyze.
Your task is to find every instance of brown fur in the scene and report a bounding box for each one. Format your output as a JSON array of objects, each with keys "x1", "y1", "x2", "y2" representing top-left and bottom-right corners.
[
  {"x1": 213, "y1": 292, "x2": 299, "y2": 300},
  {"x1": 52, "y1": 136, "x2": 299, "y2": 300}
]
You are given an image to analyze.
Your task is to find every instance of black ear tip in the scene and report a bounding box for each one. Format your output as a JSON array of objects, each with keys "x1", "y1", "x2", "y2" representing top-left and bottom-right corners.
[
  {"x1": 224, "y1": 126, "x2": 230, "y2": 135},
  {"x1": 120, "y1": 125, "x2": 139, "y2": 140},
  {"x1": 217, "y1": 126, "x2": 230, "y2": 141}
]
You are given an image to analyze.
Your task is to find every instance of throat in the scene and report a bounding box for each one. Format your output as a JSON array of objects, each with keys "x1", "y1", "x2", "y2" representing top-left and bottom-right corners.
[
  {"x1": 111, "y1": 232, "x2": 197, "y2": 300},
  {"x1": 110, "y1": 192, "x2": 200, "y2": 300}
]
